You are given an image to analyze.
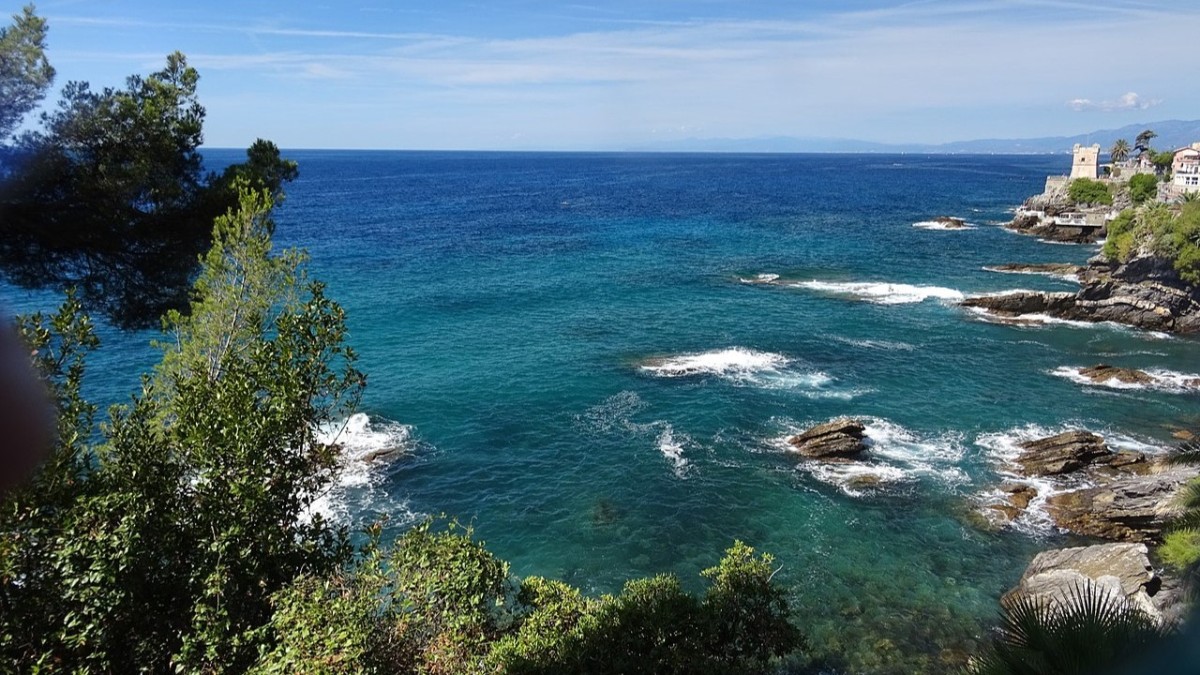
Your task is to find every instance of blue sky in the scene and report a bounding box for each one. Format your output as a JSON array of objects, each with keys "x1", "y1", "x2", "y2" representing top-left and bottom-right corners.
[{"x1": 11, "y1": 0, "x2": 1200, "y2": 150}]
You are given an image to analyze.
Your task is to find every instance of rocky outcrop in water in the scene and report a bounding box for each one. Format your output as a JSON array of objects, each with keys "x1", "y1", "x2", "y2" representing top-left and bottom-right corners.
[
  {"x1": 1045, "y1": 466, "x2": 1194, "y2": 542},
  {"x1": 1015, "y1": 430, "x2": 1111, "y2": 477},
  {"x1": 1077, "y1": 364, "x2": 1155, "y2": 386},
  {"x1": 963, "y1": 255, "x2": 1200, "y2": 334},
  {"x1": 933, "y1": 216, "x2": 968, "y2": 229},
  {"x1": 973, "y1": 429, "x2": 1200, "y2": 540},
  {"x1": 1003, "y1": 543, "x2": 1181, "y2": 626},
  {"x1": 788, "y1": 418, "x2": 867, "y2": 459}
]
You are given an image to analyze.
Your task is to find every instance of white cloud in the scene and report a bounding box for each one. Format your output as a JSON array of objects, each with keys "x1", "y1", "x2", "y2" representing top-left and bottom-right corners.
[{"x1": 1068, "y1": 91, "x2": 1162, "y2": 112}]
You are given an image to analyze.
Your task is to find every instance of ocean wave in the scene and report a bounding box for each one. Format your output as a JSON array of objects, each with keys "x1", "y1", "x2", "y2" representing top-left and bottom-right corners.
[
  {"x1": 773, "y1": 417, "x2": 967, "y2": 497},
  {"x1": 913, "y1": 220, "x2": 977, "y2": 231},
  {"x1": 981, "y1": 266, "x2": 1080, "y2": 283},
  {"x1": 738, "y1": 273, "x2": 780, "y2": 284},
  {"x1": 1050, "y1": 366, "x2": 1200, "y2": 393},
  {"x1": 975, "y1": 424, "x2": 1166, "y2": 535},
  {"x1": 830, "y1": 336, "x2": 917, "y2": 351},
  {"x1": 657, "y1": 425, "x2": 691, "y2": 478},
  {"x1": 309, "y1": 413, "x2": 420, "y2": 526},
  {"x1": 639, "y1": 348, "x2": 862, "y2": 398},
  {"x1": 791, "y1": 280, "x2": 965, "y2": 305}
]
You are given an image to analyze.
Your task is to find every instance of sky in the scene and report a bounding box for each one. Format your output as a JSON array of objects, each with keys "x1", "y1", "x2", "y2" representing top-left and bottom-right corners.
[{"x1": 9, "y1": 0, "x2": 1200, "y2": 150}]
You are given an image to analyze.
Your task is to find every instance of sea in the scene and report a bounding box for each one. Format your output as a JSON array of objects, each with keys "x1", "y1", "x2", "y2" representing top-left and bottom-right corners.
[{"x1": 6, "y1": 151, "x2": 1200, "y2": 672}]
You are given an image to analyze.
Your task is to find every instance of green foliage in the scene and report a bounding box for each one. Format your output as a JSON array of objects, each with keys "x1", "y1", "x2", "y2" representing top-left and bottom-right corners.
[
  {"x1": 967, "y1": 583, "x2": 1170, "y2": 675},
  {"x1": 1109, "y1": 139, "x2": 1131, "y2": 164},
  {"x1": 1100, "y1": 203, "x2": 1200, "y2": 285},
  {"x1": 1160, "y1": 529, "x2": 1200, "y2": 570},
  {"x1": 490, "y1": 541, "x2": 802, "y2": 675},
  {"x1": 0, "y1": 51, "x2": 298, "y2": 327},
  {"x1": 0, "y1": 186, "x2": 364, "y2": 672},
  {"x1": 0, "y1": 4, "x2": 53, "y2": 140},
  {"x1": 1067, "y1": 178, "x2": 1112, "y2": 206},
  {"x1": 1128, "y1": 173, "x2": 1158, "y2": 204},
  {"x1": 1151, "y1": 150, "x2": 1175, "y2": 174},
  {"x1": 1103, "y1": 209, "x2": 1137, "y2": 261},
  {"x1": 1135, "y1": 129, "x2": 1157, "y2": 154}
]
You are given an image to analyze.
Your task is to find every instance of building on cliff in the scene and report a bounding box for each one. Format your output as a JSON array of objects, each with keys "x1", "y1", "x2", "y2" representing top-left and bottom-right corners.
[
  {"x1": 1171, "y1": 143, "x2": 1200, "y2": 194},
  {"x1": 1069, "y1": 143, "x2": 1100, "y2": 179}
]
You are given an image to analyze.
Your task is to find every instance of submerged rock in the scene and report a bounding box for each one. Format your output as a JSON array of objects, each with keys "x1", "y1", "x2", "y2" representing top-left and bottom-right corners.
[
  {"x1": 1003, "y1": 543, "x2": 1172, "y2": 625},
  {"x1": 1015, "y1": 430, "x2": 1110, "y2": 476},
  {"x1": 788, "y1": 418, "x2": 867, "y2": 459}
]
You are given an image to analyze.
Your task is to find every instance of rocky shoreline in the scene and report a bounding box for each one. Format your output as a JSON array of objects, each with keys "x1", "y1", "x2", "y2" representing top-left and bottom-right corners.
[{"x1": 964, "y1": 254, "x2": 1200, "y2": 334}]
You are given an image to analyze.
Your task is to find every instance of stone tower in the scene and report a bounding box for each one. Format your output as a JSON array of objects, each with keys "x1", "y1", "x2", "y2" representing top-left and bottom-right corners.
[{"x1": 1069, "y1": 143, "x2": 1100, "y2": 179}]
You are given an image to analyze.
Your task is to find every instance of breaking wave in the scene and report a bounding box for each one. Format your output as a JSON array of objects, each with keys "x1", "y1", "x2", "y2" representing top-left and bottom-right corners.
[
  {"x1": 309, "y1": 413, "x2": 421, "y2": 526},
  {"x1": 639, "y1": 348, "x2": 862, "y2": 398},
  {"x1": 772, "y1": 418, "x2": 967, "y2": 497},
  {"x1": 791, "y1": 280, "x2": 965, "y2": 305}
]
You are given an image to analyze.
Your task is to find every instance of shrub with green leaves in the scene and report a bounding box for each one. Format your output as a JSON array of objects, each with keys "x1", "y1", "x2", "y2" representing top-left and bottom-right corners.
[
  {"x1": 1102, "y1": 203, "x2": 1200, "y2": 285},
  {"x1": 0, "y1": 185, "x2": 363, "y2": 672},
  {"x1": 968, "y1": 583, "x2": 1170, "y2": 675},
  {"x1": 1068, "y1": 178, "x2": 1113, "y2": 206},
  {"x1": 1129, "y1": 173, "x2": 1159, "y2": 204}
]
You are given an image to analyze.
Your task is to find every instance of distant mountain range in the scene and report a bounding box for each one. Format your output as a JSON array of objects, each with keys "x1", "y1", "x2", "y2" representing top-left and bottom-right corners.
[{"x1": 631, "y1": 119, "x2": 1200, "y2": 155}]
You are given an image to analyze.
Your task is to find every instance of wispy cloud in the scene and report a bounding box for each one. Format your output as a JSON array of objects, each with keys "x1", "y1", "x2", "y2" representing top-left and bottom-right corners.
[
  {"x1": 40, "y1": 1, "x2": 1200, "y2": 148},
  {"x1": 1068, "y1": 91, "x2": 1162, "y2": 112}
]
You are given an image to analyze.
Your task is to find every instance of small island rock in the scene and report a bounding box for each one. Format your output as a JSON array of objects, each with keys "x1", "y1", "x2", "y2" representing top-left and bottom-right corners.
[
  {"x1": 1015, "y1": 430, "x2": 1110, "y2": 476},
  {"x1": 788, "y1": 418, "x2": 867, "y2": 459}
]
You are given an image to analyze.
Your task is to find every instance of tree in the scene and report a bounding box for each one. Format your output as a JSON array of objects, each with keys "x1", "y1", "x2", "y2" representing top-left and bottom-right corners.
[
  {"x1": 1135, "y1": 129, "x2": 1157, "y2": 154},
  {"x1": 1110, "y1": 139, "x2": 1131, "y2": 164},
  {"x1": 1067, "y1": 178, "x2": 1112, "y2": 206},
  {"x1": 0, "y1": 185, "x2": 363, "y2": 672},
  {"x1": 1128, "y1": 173, "x2": 1158, "y2": 204},
  {"x1": 0, "y1": 4, "x2": 53, "y2": 141},
  {"x1": 0, "y1": 52, "x2": 297, "y2": 328}
]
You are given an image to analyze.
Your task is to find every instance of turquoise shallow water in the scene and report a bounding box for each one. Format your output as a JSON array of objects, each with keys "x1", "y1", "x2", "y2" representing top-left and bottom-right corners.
[{"x1": 7, "y1": 152, "x2": 1200, "y2": 672}]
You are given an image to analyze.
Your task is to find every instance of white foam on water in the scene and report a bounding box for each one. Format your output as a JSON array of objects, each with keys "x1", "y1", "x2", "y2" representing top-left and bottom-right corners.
[
  {"x1": 981, "y1": 266, "x2": 1080, "y2": 283},
  {"x1": 913, "y1": 220, "x2": 977, "y2": 230},
  {"x1": 640, "y1": 348, "x2": 860, "y2": 398},
  {"x1": 1050, "y1": 366, "x2": 1200, "y2": 393},
  {"x1": 656, "y1": 425, "x2": 690, "y2": 478},
  {"x1": 975, "y1": 423, "x2": 1168, "y2": 535},
  {"x1": 773, "y1": 417, "x2": 968, "y2": 497},
  {"x1": 791, "y1": 280, "x2": 965, "y2": 305},
  {"x1": 308, "y1": 413, "x2": 419, "y2": 525},
  {"x1": 831, "y1": 336, "x2": 917, "y2": 351},
  {"x1": 964, "y1": 306, "x2": 1175, "y2": 339},
  {"x1": 738, "y1": 273, "x2": 780, "y2": 284}
]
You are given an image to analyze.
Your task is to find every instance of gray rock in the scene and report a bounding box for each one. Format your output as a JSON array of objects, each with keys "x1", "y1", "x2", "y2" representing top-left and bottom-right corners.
[
  {"x1": 788, "y1": 418, "x2": 867, "y2": 459},
  {"x1": 1045, "y1": 465, "x2": 1196, "y2": 542},
  {"x1": 1016, "y1": 430, "x2": 1110, "y2": 476},
  {"x1": 1077, "y1": 364, "x2": 1154, "y2": 386},
  {"x1": 1003, "y1": 543, "x2": 1170, "y2": 625}
]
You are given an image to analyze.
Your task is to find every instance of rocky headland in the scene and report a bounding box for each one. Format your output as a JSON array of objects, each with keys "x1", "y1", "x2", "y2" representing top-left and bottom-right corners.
[
  {"x1": 1004, "y1": 176, "x2": 1127, "y2": 244},
  {"x1": 964, "y1": 254, "x2": 1200, "y2": 334}
]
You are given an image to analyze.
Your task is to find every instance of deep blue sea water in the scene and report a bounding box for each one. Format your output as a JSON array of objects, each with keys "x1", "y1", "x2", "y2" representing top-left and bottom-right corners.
[{"x1": 6, "y1": 151, "x2": 1200, "y2": 672}]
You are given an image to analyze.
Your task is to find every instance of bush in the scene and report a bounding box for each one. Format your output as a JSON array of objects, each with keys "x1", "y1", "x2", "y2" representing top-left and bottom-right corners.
[
  {"x1": 1068, "y1": 178, "x2": 1113, "y2": 206},
  {"x1": 1103, "y1": 210, "x2": 1137, "y2": 261},
  {"x1": 1129, "y1": 173, "x2": 1158, "y2": 204}
]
